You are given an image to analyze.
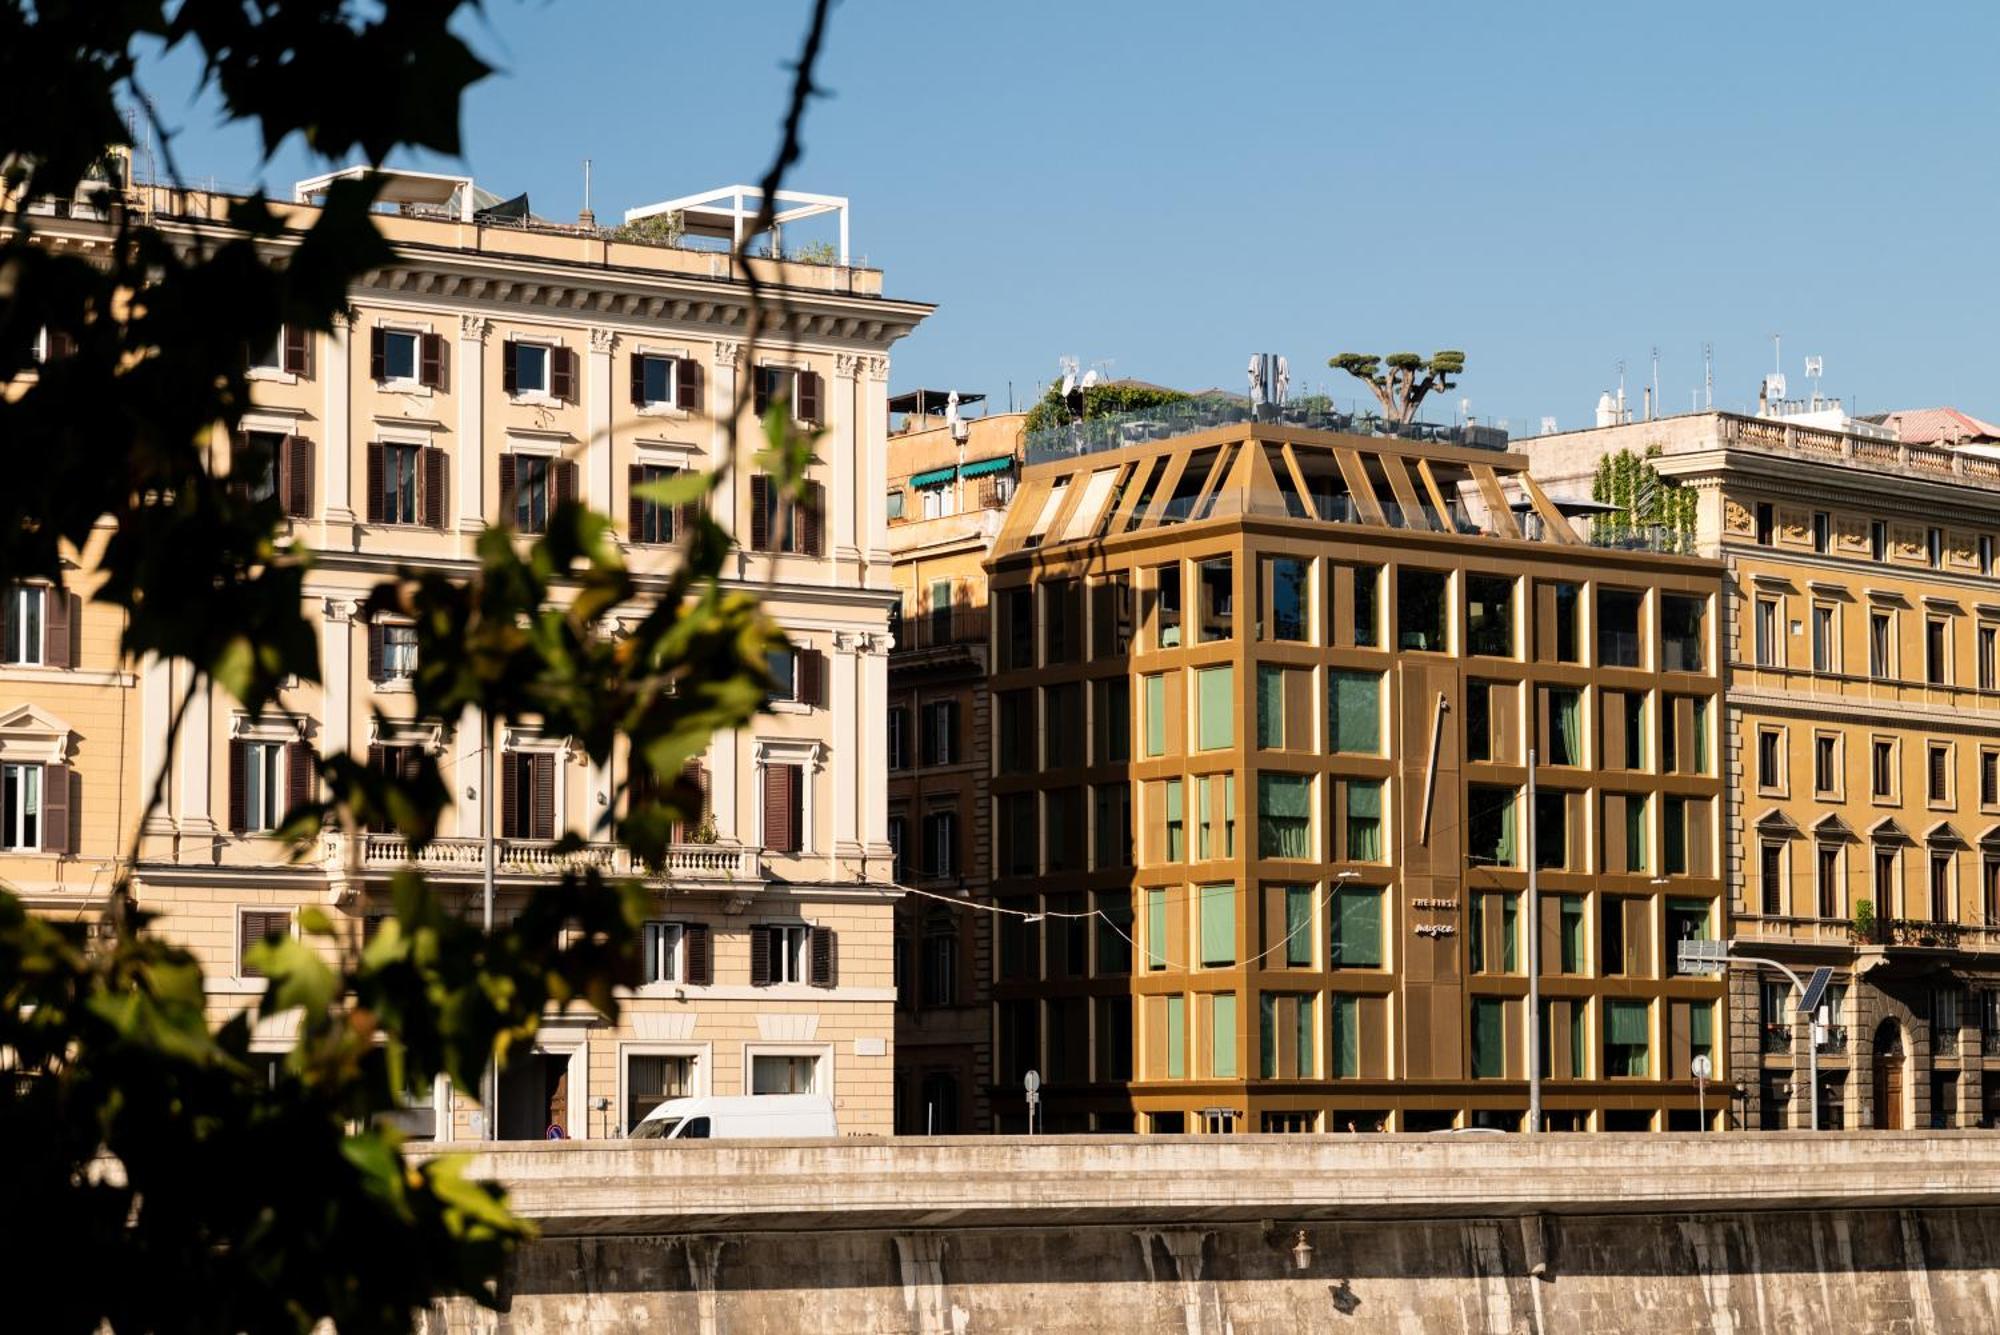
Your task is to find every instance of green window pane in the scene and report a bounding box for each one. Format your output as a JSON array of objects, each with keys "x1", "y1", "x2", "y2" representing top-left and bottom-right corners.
[
  {"x1": 1572, "y1": 1000, "x2": 1588, "y2": 1075},
  {"x1": 1257, "y1": 665, "x2": 1285, "y2": 748},
  {"x1": 1329, "y1": 670, "x2": 1381, "y2": 754},
  {"x1": 1559, "y1": 895, "x2": 1585, "y2": 973},
  {"x1": 1332, "y1": 994, "x2": 1359, "y2": 1077},
  {"x1": 1333, "y1": 886, "x2": 1382, "y2": 967},
  {"x1": 1258, "y1": 993, "x2": 1277, "y2": 1078},
  {"x1": 1296, "y1": 993, "x2": 1315, "y2": 1077},
  {"x1": 1501, "y1": 894, "x2": 1518, "y2": 972},
  {"x1": 1690, "y1": 1000, "x2": 1713, "y2": 1059},
  {"x1": 1166, "y1": 778, "x2": 1184, "y2": 862},
  {"x1": 1211, "y1": 993, "x2": 1237, "y2": 1078},
  {"x1": 1607, "y1": 999, "x2": 1649, "y2": 1044},
  {"x1": 1197, "y1": 666, "x2": 1234, "y2": 751},
  {"x1": 1223, "y1": 775, "x2": 1237, "y2": 857},
  {"x1": 1199, "y1": 884, "x2": 1235, "y2": 967},
  {"x1": 1145, "y1": 675, "x2": 1166, "y2": 757},
  {"x1": 1285, "y1": 884, "x2": 1314, "y2": 967},
  {"x1": 1258, "y1": 774, "x2": 1313, "y2": 859},
  {"x1": 1197, "y1": 777, "x2": 1213, "y2": 859},
  {"x1": 1147, "y1": 888, "x2": 1168, "y2": 970},
  {"x1": 1469, "y1": 893, "x2": 1486, "y2": 974},
  {"x1": 1664, "y1": 797, "x2": 1687, "y2": 875},
  {"x1": 1166, "y1": 995, "x2": 1186, "y2": 1079},
  {"x1": 1552, "y1": 689, "x2": 1582, "y2": 765},
  {"x1": 1626, "y1": 795, "x2": 1648, "y2": 872},
  {"x1": 1472, "y1": 997, "x2": 1504, "y2": 1078},
  {"x1": 1693, "y1": 697, "x2": 1711, "y2": 773}
]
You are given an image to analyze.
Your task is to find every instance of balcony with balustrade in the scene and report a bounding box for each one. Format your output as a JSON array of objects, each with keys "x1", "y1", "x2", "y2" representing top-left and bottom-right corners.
[{"x1": 340, "y1": 833, "x2": 763, "y2": 885}]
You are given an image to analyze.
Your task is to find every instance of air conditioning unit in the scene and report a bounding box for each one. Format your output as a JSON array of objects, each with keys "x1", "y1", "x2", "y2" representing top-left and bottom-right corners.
[{"x1": 950, "y1": 418, "x2": 969, "y2": 443}]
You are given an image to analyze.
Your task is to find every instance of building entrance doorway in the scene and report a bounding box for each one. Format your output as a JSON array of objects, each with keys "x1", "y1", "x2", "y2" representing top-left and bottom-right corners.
[
  {"x1": 497, "y1": 1051, "x2": 573, "y2": 1140},
  {"x1": 1872, "y1": 1019, "x2": 1905, "y2": 1130}
]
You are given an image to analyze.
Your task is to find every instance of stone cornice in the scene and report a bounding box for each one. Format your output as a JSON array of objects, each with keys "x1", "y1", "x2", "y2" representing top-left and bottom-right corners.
[{"x1": 1727, "y1": 684, "x2": 2000, "y2": 735}]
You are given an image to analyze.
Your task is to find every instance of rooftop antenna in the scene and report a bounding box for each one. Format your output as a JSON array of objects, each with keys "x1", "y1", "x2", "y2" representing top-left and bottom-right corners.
[
  {"x1": 1650, "y1": 346, "x2": 1660, "y2": 421},
  {"x1": 1805, "y1": 355, "x2": 1824, "y2": 408},
  {"x1": 579, "y1": 158, "x2": 595, "y2": 228},
  {"x1": 1703, "y1": 342, "x2": 1713, "y2": 409},
  {"x1": 1615, "y1": 359, "x2": 1628, "y2": 424}
]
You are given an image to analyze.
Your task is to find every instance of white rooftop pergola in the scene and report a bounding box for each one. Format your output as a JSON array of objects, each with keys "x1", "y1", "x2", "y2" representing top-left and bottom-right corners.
[
  {"x1": 623, "y1": 185, "x2": 848, "y2": 265},
  {"x1": 292, "y1": 166, "x2": 481, "y2": 222}
]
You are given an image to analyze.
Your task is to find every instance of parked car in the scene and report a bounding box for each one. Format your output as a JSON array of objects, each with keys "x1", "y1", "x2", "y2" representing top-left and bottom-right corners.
[{"x1": 629, "y1": 1094, "x2": 838, "y2": 1141}]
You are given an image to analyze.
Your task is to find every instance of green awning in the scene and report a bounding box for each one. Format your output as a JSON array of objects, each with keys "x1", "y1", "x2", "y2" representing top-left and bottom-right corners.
[
  {"x1": 958, "y1": 455, "x2": 1014, "y2": 479},
  {"x1": 909, "y1": 466, "x2": 956, "y2": 488}
]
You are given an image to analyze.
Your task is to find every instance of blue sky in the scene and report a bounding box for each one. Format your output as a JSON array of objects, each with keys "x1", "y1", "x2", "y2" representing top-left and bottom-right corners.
[{"x1": 139, "y1": 0, "x2": 2000, "y2": 432}]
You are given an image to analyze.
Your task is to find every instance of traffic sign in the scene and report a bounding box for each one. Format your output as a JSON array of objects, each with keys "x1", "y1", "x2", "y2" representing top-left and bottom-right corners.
[{"x1": 1690, "y1": 1054, "x2": 1712, "y2": 1081}]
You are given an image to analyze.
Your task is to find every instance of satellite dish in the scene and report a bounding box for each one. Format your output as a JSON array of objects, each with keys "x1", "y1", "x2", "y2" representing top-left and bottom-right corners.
[
  {"x1": 1059, "y1": 372, "x2": 1076, "y2": 397},
  {"x1": 1081, "y1": 369, "x2": 1100, "y2": 390}
]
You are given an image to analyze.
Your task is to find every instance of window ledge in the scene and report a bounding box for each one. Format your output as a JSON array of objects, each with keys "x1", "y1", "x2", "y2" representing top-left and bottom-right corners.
[
  {"x1": 509, "y1": 391, "x2": 560, "y2": 409},
  {"x1": 637, "y1": 402, "x2": 689, "y2": 419},
  {"x1": 247, "y1": 367, "x2": 299, "y2": 386},
  {"x1": 371, "y1": 679, "x2": 414, "y2": 696},
  {"x1": 206, "y1": 977, "x2": 270, "y2": 996},
  {"x1": 767, "y1": 700, "x2": 812, "y2": 716},
  {"x1": 378, "y1": 380, "x2": 432, "y2": 398}
]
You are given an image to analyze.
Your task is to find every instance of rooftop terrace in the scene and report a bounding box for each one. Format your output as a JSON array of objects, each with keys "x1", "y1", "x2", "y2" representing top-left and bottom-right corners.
[{"x1": 1024, "y1": 396, "x2": 1509, "y2": 466}]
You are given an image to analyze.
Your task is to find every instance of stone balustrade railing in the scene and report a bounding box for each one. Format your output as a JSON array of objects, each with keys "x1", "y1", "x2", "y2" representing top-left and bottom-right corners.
[
  {"x1": 353, "y1": 834, "x2": 762, "y2": 882},
  {"x1": 1718, "y1": 414, "x2": 2000, "y2": 489}
]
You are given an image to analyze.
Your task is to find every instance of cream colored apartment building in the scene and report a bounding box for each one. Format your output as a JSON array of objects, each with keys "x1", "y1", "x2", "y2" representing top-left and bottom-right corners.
[
  {"x1": 2, "y1": 168, "x2": 931, "y2": 1138},
  {"x1": 1529, "y1": 410, "x2": 2000, "y2": 1130}
]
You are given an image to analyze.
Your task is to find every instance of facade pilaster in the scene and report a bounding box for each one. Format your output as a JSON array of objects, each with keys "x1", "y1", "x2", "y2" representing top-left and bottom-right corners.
[
  {"x1": 454, "y1": 704, "x2": 484, "y2": 839},
  {"x1": 457, "y1": 315, "x2": 491, "y2": 535},
  {"x1": 587, "y1": 327, "x2": 618, "y2": 519},
  {"x1": 831, "y1": 631, "x2": 860, "y2": 863},
  {"x1": 831, "y1": 353, "x2": 860, "y2": 567},
  {"x1": 139, "y1": 653, "x2": 174, "y2": 833},
  {"x1": 177, "y1": 668, "x2": 215, "y2": 835},
  {"x1": 321, "y1": 597, "x2": 354, "y2": 760},
  {"x1": 711, "y1": 340, "x2": 742, "y2": 546},
  {"x1": 323, "y1": 310, "x2": 356, "y2": 531},
  {"x1": 861, "y1": 355, "x2": 892, "y2": 577}
]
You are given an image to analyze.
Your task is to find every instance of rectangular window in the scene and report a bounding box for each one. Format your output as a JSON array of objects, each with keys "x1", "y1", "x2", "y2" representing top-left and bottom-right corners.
[
  {"x1": 1871, "y1": 519, "x2": 1888, "y2": 562},
  {"x1": 1663, "y1": 796, "x2": 1687, "y2": 876},
  {"x1": 625, "y1": 1053, "x2": 693, "y2": 1132},
  {"x1": 1928, "y1": 526, "x2": 1944, "y2": 569},
  {"x1": 1000, "y1": 587, "x2": 1034, "y2": 669},
  {"x1": 380, "y1": 328, "x2": 419, "y2": 382},
  {"x1": 1146, "y1": 888, "x2": 1168, "y2": 971},
  {"x1": 509, "y1": 341, "x2": 551, "y2": 396},
  {"x1": 1258, "y1": 773, "x2": 1312, "y2": 859},
  {"x1": 1144, "y1": 675, "x2": 1167, "y2": 758},
  {"x1": 762, "y1": 763, "x2": 805, "y2": 853},
  {"x1": 1622, "y1": 691, "x2": 1646, "y2": 770},
  {"x1": 1166, "y1": 995, "x2": 1186, "y2": 1079},
  {"x1": 1200, "y1": 879, "x2": 1232, "y2": 963},
  {"x1": 1465, "y1": 574, "x2": 1514, "y2": 657},
  {"x1": 379, "y1": 623, "x2": 418, "y2": 681},
  {"x1": 1755, "y1": 502, "x2": 1774, "y2": 546},
  {"x1": 1283, "y1": 884, "x2": 1315, "y2": 967},
  {"x1": 1258, "y1": 992, "x2": 1315, "y2": 1079},
  {"x1": 1267, "y1": 557, "x2": 1308, "y2": 641},
  {"x1": 758, "y1": 924, "x2": 810, "y2": 985},
  {"x1": 1344, "y1": 780, "x2": 1383, "y2": 862},
  {"x1": 1397, "y1": 568, "x2": 1448, "y2": 651},
  {"x1": 923, "y1": 808, "x2": 959, "y2": 879},
  {"x1": 1471, "y1": 997, "x2": 1506, "y2": 1078},
  {"x1": 1465, "y1": 679, "x2": 1492, "y2": 763},
  {"x1": 1877, "y1": 848, "x2": 1899, "y2": 915},
  {"x1": 1155, "y1": 564, "x2": 1183, "y2": 648},
  {"x1": 1468, "y1": 784, "x2": 1518, "y2": 868},
  {"x1": 751, "y1": 1053, "x2": 818, "y2": 1095},
  {"x1": 1755, "y1": 597, "x2": 1779, "y2": 667},
  {"x1": 1666, "y1": 899, "x2": 1710, "y2": 976},
  {"x1": 1547, "y1": 688, "x2": 1581, "y2": 766},
  {"x1": 1815, "y1": 734, "x2": 1839, "y2": 795},
  {"x1": 1207, "y1": 993, "x2": 1238, "y2": 1078},
  {"x1": 1660, "y1": 593, "x2": 1705, "y2": 672},
  {"x1": 1096, "y1": 893, "x2": 1133, "y2": 976},
  {"x1": 1624, "y1": 794, "x2": 1648, "y2": 873},
  {"x1": 921, "y1": 699, "x2": 957, "y2": 767},
  {"x1": 1330, "y1": 884, "x2": 1383, "y2": 967},
  {"x1": 1093, "y1": 783, "x2": 1132, "y2": 871},
  {"x1": 1256, "y1": 666, "x2": 1285, "y2": 749},
  {"x1": 1927, "y1": 618, "x2": 1949, "y2": 685},
  {"x1": 1331, "y1": 994, "x2": 1359, "y2": 1078},
  {"x1": 1352, "y1": 564, "x2": 1381, "y2": 647},
  {"x1": 1559, "y1": 895, "x2": 1585, "y2": 973},
  {"x1": 1932, "y1": 852, "x2": 1954, "y2": 921},
  {"x1": 512, "y1": 454, "x2": 552, "y2": 533},
  {"x1": 1694, "y1": 696, "x2": 1711, "y2": 774},
  {"x1": 1930, "y1": 744, "x2": 1951, "y2": 803},
  {"x1": 1984, "y1": 626, "x2": 1998, "y2": 692},
  {"x1": 1761, "y1": 842, "x2": 1784, "y2": 915},
  {"x1": 1327, "y1": 670, "x2": 1381, "y2": 754},
  {"x1": 1601, "y1": 896, "x2": 1628, "y2": 974},
  {"x1": 635, "y1": 352, "x2": 678, "y2": 406},
  {"x1": 1044, "y1": 683, "x2": 1082, "y2": 769},
  {"x1": 1985, "y1": 535, "x2": 1996, "y2": 577},
  {"x1": 641, "y1": 921, "x2": 685, "y2": 983},
  {"x1": 1535, "y1": 790, "x2": 1568, "y2": 870},
  {"x1": 1817, "y1": 845, "x2": 1841, "y2": 918},
  {"x1": 1812, "y1": 605, "x2": 1835, "y2": 673},
  {"x1": 1811, "y1": 510, "x2": 1830, "y2": 554},
  {"x1": 1984, "y1": 751, "x2": 1999, "y2": 808},
  {"x1": 1605, "y1": 999, "x2": 1650, "y2": 1078},
  {"x1": 1552, "y1": 581, "x2": 1580, "y2": 663},
  {"x1": 631, "y1": 463, "x2": 681, "y2": 544},
  {"x1": 381, "y1": 442, "x2": 420, "y2": 525},
  {"x1": 1, "y1": 585, "x2": 43, "y2": 666},
  {"x1": 1870, "y1": 611, "x2": 1892, "y2": 679},
  {"x1": 0, "y1": 762, "x2": 43, "y2": 850},
  {"x1": 1196, "y1": 665, "x2": 1234, "y2": 750},
  {"x1": 1197, "y1": 557, "x2": 1233, "y2": 642},
  {"x1": 1093, "y1": 678, "x2": 1130, "y2": 764},
  {"x1": 241, "y1": 740, "x2": 286, "y2": 833},
  {"x1": 1758, "y1": 728, "x2": 1782, "y2": 789},
  {"x1": 1598, "y1": 588, "x2": 1642, "y2": 668}
]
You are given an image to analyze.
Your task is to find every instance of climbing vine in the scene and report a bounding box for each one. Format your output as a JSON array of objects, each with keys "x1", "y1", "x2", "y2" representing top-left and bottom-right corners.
[{"x1": 1590, "y1": 445, "x2": 1698, "y2": 551}]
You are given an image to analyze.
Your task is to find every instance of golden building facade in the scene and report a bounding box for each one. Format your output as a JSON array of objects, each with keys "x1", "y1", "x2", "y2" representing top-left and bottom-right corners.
[
  {"x1": 1529, "y1": 411, "x2": 2000, "y2": 1130},
  {"x1": 985, "y1": 408, "x2": 1726, "y2": 1133},
  {"x1": 3, "y1": 169, "x2": 931, "y2": 1138}
]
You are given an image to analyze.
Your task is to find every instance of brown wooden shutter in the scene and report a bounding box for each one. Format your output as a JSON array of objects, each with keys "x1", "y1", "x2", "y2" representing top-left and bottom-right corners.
[
  {"x1": 797, "y1": 370, "x2": 823, "y2": 425},
  {"x1": 551, "y1": 346, "x2": 575, "y2": 402},
  {"x1": 282, "y1": 324, "x2": 310, "y2": 376},
  {"x1": 630, "y1": 351, "x2": 646, "y2": 406},
  {"x1": 671, "y1": 757, "x2": 709, "y2": 843},
  {"x1": 809, "y1": 925, "x2": 836, "y2": 988},
  {"x1": 40, "y1": 764, "x2": 70, "y2": 855},
  {"x1": 286, "y1": 742, "x2": 313, "y2": 820},
  {"x1": 365, "y1": 443, "x2": 384, "y2": 523},
  {"x1": 554, "y1": 460, "x2": 579, "y2": 510},
  {"x1": 498, "y1": 455, "x2": 517, "y2": 524},
  {"x1": 283, "y1": 435, "x2": 312, "y2": 517},
  {"x1": 764, "y1": 763, "x2": 797, "y2": 852},
  {"x1": 801, "y1": 480, "x2": 825, "y2": 556},
  {"x1": 678, "y1": 358, "x2": 702, "y2": 412},
  {"x1": 753, "y1": 366, "x2": 773, "y2": 416},
  {"x1": 43, "y1": 589, "x2": 71, "y2": 670},
  {"x1": 227, "y1": 740, "x2": 247, "y2": 833},
  {"x1": 422, "y1": 447, "x2": 447, "y2": 529},
  {"x1": 749, "y1": 475, "x2": 772, "y2": 551},
  {"x1": 797, "y1": 648, "x2": 825, "y2": 708},
  {"x1": 750, "y1": 925, "x2": 772, "y2": 986},
  {"x1": 366, "y1": 621, "x2": 383, "y2": 683},
  {"x1": 501, "y1": 340, "x2": 518, "y2": 395},
  {"x1": 240, "y1": 910, "x2": 291, "y2": 979},
  {"x1": 684, "y1": 923, "x2": 712, "y2": 986},
  {"x1": 499, "y1": 752, "x2": 519, "y2": 838},
  {"x1": 628, "y1": 463, "x2": 647, "y2": 541},
  {"x1": 419, "y1": 333, "x2": 444, "y2": 389},
  {"x1": 369, "y1": 327, "x2": 385, "y2": 381},
  {"x1": 531, "y1": 752, "x2": 555, "y2": 839}
]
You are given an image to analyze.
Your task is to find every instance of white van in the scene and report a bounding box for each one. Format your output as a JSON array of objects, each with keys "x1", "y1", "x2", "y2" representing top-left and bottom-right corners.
[{"x1": 629, "y1": 1094, "x2": 837, "y2": 1140}]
